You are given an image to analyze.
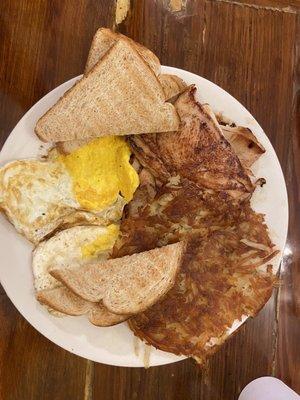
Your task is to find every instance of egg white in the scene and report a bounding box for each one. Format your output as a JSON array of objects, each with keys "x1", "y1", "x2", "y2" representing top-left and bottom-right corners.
[
  {"x1": 0, "y1": 159, "x2": 125, "y2": 244},
  {"x1": 32, "y1": 225, "x2": 116, "y2": 292}
]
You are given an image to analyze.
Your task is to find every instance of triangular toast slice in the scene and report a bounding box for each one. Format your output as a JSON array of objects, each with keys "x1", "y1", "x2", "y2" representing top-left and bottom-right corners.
[
  {"x1": 35, "y1": 39, "x2": 179, "y2": 142},
  {"x1": 50, "y1": 242, "x2": 185, "y2": 315}
]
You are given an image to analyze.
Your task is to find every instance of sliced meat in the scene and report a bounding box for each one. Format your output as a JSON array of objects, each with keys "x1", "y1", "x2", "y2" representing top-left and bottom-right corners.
[{"x1": 129, "y1": 86, "x2": 254, "y2": 202}]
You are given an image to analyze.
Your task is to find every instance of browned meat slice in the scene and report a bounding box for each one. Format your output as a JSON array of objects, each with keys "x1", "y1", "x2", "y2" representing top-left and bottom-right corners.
[
  {"x1": 129, "y1": 86, "x2": 254, "y2": 201},
  {"x1": 221, "y1": 125, "x2": 265, "y2": 169}
]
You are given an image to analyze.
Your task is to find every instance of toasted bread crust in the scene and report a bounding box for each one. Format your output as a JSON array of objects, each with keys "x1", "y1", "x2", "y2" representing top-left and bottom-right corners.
[
  {"x1": 35, "y1": 39, "x2": 179, "y2": 142},
  {"x1": 37, "y1": 287, "x2": 128, "y2": 326},
  {"x1": 50, "y1": 242, "x2": 185, "y2": 315},
  {"x1": 85, "y1": 28, "x2": 161, "y2": 76}
]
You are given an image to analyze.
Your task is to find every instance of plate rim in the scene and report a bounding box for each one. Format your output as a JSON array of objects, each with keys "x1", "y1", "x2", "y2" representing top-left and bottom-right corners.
[{"x1": 0, "y1": 66, "x2": 289, "y2": 367}]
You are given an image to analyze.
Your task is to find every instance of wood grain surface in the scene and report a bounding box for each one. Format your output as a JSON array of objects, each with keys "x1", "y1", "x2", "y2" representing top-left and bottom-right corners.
[{"x1": 0, "y1": 1, "x2": 299, "y2": 399}]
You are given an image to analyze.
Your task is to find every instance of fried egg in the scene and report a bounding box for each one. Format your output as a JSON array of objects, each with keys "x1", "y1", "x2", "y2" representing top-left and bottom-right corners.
[
  {"x1": 33, "y1": 224, "x2": 119, "y2": 292},
  {"x1": 0, "y1": 137, "x2": 139, "y2": 244}
]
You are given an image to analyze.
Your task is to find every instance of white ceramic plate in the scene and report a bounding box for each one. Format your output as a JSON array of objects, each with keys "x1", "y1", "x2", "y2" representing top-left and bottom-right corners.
[{"x1": 0, "y1": 66, "x2": 288, "y2": 367}]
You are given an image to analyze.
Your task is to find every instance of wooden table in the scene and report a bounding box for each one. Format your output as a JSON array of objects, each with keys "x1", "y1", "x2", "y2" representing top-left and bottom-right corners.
[{"x1": 0, "y1": 1, "x2": 299, "y2": 399}]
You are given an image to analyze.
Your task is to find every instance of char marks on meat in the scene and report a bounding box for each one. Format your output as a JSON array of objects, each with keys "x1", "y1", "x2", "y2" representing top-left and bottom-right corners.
[{"x1": 129, "y1": 86, "x2": 255, "y2": 202}]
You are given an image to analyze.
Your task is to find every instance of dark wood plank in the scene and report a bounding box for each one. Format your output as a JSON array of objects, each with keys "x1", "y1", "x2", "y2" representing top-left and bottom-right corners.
[
  {"x1": 0, "y1": 0, "x2": 116, "y2": 148},
  {"x1": 0, "y1": 285, "x2": 5, "y2": 296},
  {"x1": 0, "y1": 294, "x2": 88, "y2": 400},
  {"x1": 215, "y1": 0, "x2": 299, "y2": 11},
  {"x1": 275, "y1": 14, "x2": 300, "y2": 393}
]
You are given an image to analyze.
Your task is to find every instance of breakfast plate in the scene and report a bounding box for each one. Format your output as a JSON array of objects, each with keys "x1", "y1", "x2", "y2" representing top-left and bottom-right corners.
[{"x1": 0, "y1": 66, "x2": 288, "y2": 367}]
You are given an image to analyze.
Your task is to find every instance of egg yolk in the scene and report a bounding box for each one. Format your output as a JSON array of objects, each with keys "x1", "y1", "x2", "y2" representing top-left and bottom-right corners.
[
  {"x1": 60, "y1": 137, "x2": 139, "y2": 211},
  {"x1": 81, "y1": 224, "x2": 119, "y2": 259}
]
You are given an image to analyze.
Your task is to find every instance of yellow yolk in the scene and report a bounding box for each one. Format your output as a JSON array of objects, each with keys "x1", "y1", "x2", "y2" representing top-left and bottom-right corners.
[
  {"x1": 59, "y1": 137, "x2": 139, "y2": 211},
  {"x1": 81, "y1": 224, "x2": 119, "y2": 259}
]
